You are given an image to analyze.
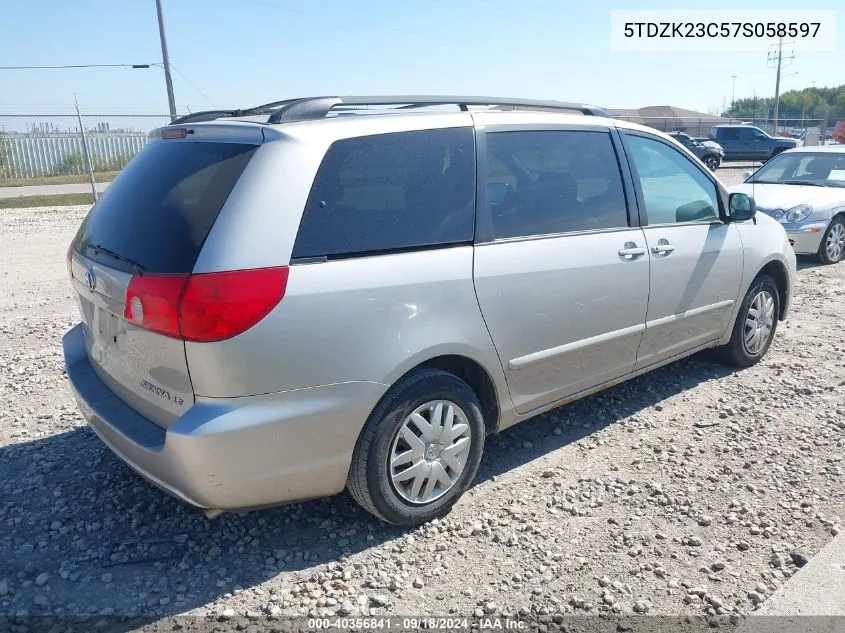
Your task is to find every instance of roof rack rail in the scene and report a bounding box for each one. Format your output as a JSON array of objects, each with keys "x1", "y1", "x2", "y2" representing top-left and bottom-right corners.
[
  {"x1": 168, "y1": 99, "x2": 306, "y2": 124},
  {"x1": 171, "y1": 109, "x2": 245, "y2": 124},
  {"x1": 262, "y1": 96, "x2": 611, "y2": 124},
  {"x1": 164, "y1": 96, "x2": 611, "y2": 127}
]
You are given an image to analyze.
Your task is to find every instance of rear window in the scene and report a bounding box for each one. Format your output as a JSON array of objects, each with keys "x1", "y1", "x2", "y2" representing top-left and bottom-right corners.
[
  {"x1": 291, "y1": 128, "x2": 475, "y2": 260},
  {"x1": 72, "y1": 140, "x2": 257, "y2": 274}
]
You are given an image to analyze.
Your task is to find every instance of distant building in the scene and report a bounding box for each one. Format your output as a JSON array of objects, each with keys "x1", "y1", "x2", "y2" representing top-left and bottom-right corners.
[{"x1": 608, "y1": 106, "x2": 734, "y2": 136}]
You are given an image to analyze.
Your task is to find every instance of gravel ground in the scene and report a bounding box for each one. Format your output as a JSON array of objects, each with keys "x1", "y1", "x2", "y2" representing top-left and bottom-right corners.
[
  {"x1": 716, "y1": 166, "x2": 755, "y2": 189},
  {"x1": 1, "y1": 192, "x2": 843, "y2": 630}
]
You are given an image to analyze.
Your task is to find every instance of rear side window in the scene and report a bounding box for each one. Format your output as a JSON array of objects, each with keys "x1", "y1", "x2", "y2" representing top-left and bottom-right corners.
[
  {"x1": 291, "y1": 128, "x2": 475, "y2": 260},
  {"x1": 716, "y1": 127, "x2": 741, "y2": 140},
  {"x1": 485, "y1": 130, "x2": 629, "y2": 239},
  {"x1": 73, "y1": 140, "x2": 257, "y2": 274}
]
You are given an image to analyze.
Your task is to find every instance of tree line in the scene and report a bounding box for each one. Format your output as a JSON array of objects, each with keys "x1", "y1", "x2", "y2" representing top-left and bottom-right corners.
[{"x1": 723, "y1": 84, "x2": 845, "y2": 123}]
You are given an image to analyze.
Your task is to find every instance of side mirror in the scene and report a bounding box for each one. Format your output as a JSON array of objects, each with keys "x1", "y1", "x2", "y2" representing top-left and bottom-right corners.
[
  {"x1": 727, "y1": 192, "x2": 756, "y2": 222},
  {"x1": 742, "y1": 170, "x2": 754, "y2": 181}
]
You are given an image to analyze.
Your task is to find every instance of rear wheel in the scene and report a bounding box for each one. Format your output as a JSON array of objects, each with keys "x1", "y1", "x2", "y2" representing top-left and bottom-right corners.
[
  {"x1": 717, "y1": 274, "x2": 780, "y2": 368},
  {"x1": 347, "y1": 368, "x2": 486, "y2": 526},
  {"x1": 817, "y1": 217, "x2": 845, "y2": 265}
]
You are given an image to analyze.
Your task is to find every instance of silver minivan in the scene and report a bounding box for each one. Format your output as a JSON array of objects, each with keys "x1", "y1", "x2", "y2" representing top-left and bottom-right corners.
[{"x1": 64, "y1": 96, "x2": 796, "y2": 526}]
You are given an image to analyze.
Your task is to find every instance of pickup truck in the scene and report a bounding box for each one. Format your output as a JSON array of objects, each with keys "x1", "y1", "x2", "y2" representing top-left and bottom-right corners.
[{"x1": 708, "y1": 124, "x2": 800, "y2": 162}]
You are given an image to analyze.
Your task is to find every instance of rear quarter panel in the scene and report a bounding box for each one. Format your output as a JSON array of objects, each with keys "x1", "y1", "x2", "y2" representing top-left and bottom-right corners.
[{"x1": 185, "y1": 247, "x2": 510, "y2": 405}]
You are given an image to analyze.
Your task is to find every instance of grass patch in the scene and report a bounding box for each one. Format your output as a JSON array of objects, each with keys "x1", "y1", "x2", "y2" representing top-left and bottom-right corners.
[
  {"x1": 0, "y1": 193, "x2": 94, "y2": 209},
  {"x1": 0, "y1": 172, "x2": 118, "y2": 187}
]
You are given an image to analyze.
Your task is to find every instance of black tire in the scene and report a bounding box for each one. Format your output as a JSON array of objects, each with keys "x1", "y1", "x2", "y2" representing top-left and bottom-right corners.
[
  {"x1": 816, "y1": 216, "x2": 845, "y2": 265},
  {"x1": 347, "y1": 368, "x2": 486, "y2": 526},
  {"x1": 716, "y1": 274, "x2": 780, "y2": 368},
  {"x1": 704, "y1": 155, "x2": 720, "y2": 171}
]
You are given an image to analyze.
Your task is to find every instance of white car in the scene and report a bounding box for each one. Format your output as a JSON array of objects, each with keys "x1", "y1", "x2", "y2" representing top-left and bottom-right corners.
[{"x1": 731, "y1": 146, "x2": 845, "y2": 264}]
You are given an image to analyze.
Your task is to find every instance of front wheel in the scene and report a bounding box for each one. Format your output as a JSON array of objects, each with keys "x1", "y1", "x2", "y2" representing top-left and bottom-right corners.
[
  {"x1": 704, "y1": 155, "x2": 720, "y2": 171},
  {"x1": 347, "y1": 368, "x2": 486, "y2": 526},
  {"x1": 717, "y1": 274, "x2": 780, "y2": 368},
  {"x1": 817, "y1": 216, "x2": 845, "y2": 265}
]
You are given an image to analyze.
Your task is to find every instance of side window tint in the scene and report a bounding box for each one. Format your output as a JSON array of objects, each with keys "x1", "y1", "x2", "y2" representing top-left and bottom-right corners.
[
  {"x1": 485, "y1": 130, "x2": 629, "y2": 239},
  {"x1": 627, "y1": 135, "x2": 720, "y2": 225},
  {"x1": 292, "y1": 128, "x2": 475, "y2": 259},
  {"x1": 720, "y1": 128, "x2": 741, "y2": 141}
]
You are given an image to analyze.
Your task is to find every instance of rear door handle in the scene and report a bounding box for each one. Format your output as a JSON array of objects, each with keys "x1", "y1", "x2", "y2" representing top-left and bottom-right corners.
[
  {"x1": 618, "y1": 243, "x2": 647, "y2": 259},
  {"x1": 651, "y1": 242, "x2": 675, "y2": 254}
]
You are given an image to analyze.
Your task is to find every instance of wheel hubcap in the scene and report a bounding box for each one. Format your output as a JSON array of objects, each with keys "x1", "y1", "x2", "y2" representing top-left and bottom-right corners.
[
  {"x1": 389, "y1": 400, "x2": 472, "y2": 505},
  {"x1": 826, "y1": 222, "x2": 845, "y2": 261},
  {"x1": 744, "y1": 290, "x2": 775, "y2": 355}
]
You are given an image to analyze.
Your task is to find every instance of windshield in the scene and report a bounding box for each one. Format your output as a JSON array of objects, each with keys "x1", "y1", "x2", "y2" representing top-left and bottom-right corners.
[{"x1": 748, "y1": 152, "x2": 845, "y2": 188}]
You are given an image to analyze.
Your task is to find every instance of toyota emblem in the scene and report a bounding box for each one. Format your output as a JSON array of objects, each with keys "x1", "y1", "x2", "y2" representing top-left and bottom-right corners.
[{"x1": 85, "y1": 268, "x2": 96, "y2": 292}]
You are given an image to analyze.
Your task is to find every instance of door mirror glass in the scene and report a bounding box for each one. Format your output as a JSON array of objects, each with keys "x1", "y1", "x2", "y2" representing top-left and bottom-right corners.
[{"x1": 728, "y1": 192, "x2": 756, "y2": 222}]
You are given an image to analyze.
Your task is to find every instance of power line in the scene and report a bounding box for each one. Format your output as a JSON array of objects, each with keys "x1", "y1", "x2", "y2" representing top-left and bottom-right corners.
[
  {"x1": 153, "y1": 62, "x2": 211, "y2": 104},
  {"x1": 1, "y1": 61, "x2": 208, "y2": 105},
  {"x1": 0, "y1": 63, "x2": 152, "y2": 70}
]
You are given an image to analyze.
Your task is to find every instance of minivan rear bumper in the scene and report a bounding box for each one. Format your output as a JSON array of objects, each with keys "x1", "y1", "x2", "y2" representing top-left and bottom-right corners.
[{"x1": 63, "y1": 324, "x2": 387, "y2": 511}]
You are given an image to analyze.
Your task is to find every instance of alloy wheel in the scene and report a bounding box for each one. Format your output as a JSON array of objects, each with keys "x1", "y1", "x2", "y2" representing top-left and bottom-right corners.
[{"x1": 825, "y1": 221, "x2": 845, "y2": 262}]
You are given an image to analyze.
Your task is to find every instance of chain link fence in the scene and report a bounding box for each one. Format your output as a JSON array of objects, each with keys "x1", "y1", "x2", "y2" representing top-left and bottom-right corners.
[
  {"x1": 0, "y1": 114, "x2": 171, "y2": 182},
  {"x1": 1, "y1": 112, "x2": 840, "y2": 184},
  {"x1": 611, "y1": 115, "x2": 835, "y2": 147}
]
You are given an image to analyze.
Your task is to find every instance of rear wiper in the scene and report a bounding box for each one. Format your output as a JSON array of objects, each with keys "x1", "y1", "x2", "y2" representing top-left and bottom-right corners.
[{"x1": 88, "y1": 243, "x2": 146, "y2": 274}]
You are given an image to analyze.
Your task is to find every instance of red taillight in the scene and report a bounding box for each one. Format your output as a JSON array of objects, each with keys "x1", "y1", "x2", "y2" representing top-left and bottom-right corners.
[
  {"x1": 124, "y1": 267, "x2": 288, "y2": 343},
  {"x1": 125, "y1": 274, "x2": 187, "y2": 339}
]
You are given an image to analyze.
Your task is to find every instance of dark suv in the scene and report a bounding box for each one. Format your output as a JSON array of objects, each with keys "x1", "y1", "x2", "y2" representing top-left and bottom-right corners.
[{"x1": 668, "y1": 131, "x2": 724, "y2": 171}]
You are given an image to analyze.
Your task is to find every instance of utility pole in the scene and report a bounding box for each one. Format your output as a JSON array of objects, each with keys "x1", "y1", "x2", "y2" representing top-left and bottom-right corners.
[
  {"x1": 767, "y1": 37, "x2": 795, "y2": 136},
  {"x1": 155, "y1": 0, "x2": 178, "y2": 121},
  {"x1": 772, "y1": 38, "x2": 783, "y2": 136},
  {"x1": 731, "y1": 75, "x2": 737, "y2": 104}
]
